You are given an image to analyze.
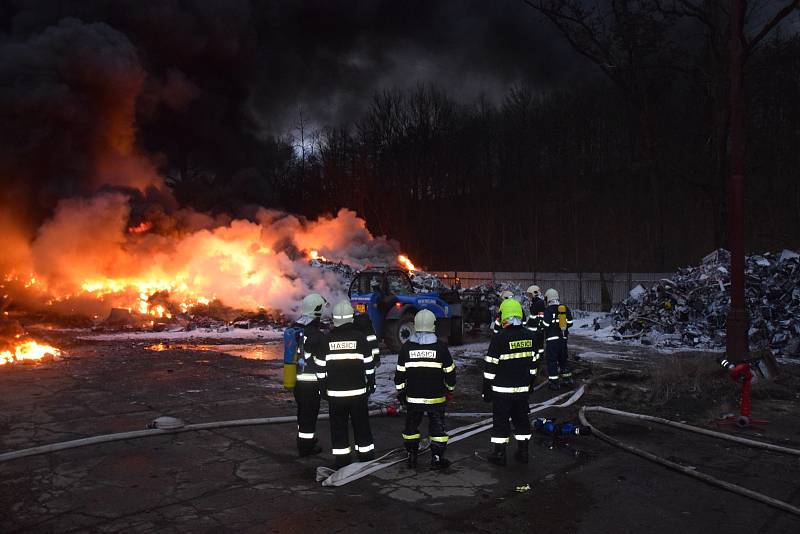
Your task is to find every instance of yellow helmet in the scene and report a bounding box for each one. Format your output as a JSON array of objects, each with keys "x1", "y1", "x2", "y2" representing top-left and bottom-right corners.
[{"x1": 499, "y1": 299, "x2": 523, "y2": 322}]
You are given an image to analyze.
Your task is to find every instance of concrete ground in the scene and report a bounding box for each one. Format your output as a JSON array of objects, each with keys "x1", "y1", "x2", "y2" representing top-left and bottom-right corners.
[{"x1": 1, "y1": 330, "x2": 800, "y2": 533}]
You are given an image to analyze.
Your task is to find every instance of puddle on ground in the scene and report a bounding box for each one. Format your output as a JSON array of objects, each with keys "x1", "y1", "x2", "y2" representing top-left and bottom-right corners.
[
  {"x1": 145, "y1": 342, "x2": 283, "y2": 361},
  {"x1": 532, "y1": 435, "x2": 592, "y2": 462}
]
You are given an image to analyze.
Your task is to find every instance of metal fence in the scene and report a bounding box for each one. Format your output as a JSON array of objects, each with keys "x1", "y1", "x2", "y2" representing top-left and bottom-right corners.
[{"x1": 427, "y1": 271, "x2": 672, "y2": 312}]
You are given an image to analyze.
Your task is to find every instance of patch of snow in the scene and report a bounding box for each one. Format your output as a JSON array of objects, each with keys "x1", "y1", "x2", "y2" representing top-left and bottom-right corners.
[{"x1": 79, "y1": 327, "x2": 284, "y2": 342}]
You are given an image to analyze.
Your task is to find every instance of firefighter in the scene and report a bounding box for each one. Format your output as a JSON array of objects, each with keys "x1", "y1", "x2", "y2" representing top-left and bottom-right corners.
[
  {"x1": 394, "y1": 310, "x2": 456, "y2": 469},
  {"x1": 491, "y1": 290, "x2": 516, "y2": 335},
  {"x1": 482, "y1": 299, "x2": 537, "y2": 466},
  {"x1": 314, "y1": 300, "x2": 376, "y2": 468},
  {"x1": 525, "y1": 285, "x2": 546, "y2": 369},
  {"x1": 542, "y1": 288, "x2": 574, "y2": 390},
  {"x1": 292, "y1": 293, "x2": 327, "y2": 456}
]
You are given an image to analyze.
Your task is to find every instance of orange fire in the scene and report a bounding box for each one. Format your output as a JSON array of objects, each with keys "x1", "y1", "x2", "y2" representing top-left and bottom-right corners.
[
  {"x1": 127, "y1": 221, "x2": 153, "y2": 234},
  {"x1": 0, "y1": 340, "x2": 61, "y2": 366},
  {"x1": 5, "y1": 200, "x2": 408, "y2": 318},
  {"x1": 309, "y1": 250, "x2": 328, "y2": 262},
  {"x1": 398, "y1": 254, "x2": 416, "y2": 271}
]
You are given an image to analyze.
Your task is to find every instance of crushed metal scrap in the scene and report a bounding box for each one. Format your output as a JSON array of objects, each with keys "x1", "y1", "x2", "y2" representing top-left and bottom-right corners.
[{"x1": 611, "y1": 249, "x2": 800, "y2": 355}]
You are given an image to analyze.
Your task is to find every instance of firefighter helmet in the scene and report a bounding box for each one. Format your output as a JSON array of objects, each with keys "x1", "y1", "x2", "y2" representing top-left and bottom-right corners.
[
  {"x1": 499, "y1": 299, "x2": 524, "y2": 322},
  {"x1": 332, "y1": 300, "x2": 355, "y2": 327},
  {"x1": 301, "y1": 293, "x2": 328, "y2": 317},
  {"x1": 500, "y1": 290, "x2": 514, "y2": 300},
  {"x1": 414, "y1": 309, "x2": 436, "y2": 333},
  {"x1": 526, "y1": 285, "x2": 541, "y2": 297},
  {"x1": 544, "y1": 288, "x2": 559, "y2": 304}
]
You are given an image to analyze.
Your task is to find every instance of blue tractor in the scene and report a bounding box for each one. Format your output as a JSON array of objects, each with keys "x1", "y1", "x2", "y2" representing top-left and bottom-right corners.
[{"x1": 348, "y1": 268, "x2": 463, "y2": 352}]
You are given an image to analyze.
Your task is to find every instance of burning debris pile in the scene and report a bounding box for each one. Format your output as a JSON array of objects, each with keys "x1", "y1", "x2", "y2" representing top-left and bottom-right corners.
[
  {"x1": 0, "y1": 310, "x2": 60, "y2": 366},
  {"x1": 612, "y1": 249, "x2": 800, "y2": 355}
]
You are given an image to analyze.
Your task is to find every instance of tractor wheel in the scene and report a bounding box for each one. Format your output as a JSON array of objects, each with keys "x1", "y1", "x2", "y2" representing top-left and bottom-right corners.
[
  {"x1": 386, "y1": 312, "x2": 415, "y2": 352},
  {"x1": 448, "y1": 316, "x2": 464, "y2": 346}
]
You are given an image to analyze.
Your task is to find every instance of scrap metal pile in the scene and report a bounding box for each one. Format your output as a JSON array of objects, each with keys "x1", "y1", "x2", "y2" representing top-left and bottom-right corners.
[{"x1": 611, "y1": 249, "x2": 800, "y2": 355}]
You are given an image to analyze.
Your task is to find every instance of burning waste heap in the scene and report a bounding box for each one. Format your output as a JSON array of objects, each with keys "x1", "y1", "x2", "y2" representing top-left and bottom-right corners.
[{"x1": 612, "y1": 249, "x2": 800, "y2": 355}]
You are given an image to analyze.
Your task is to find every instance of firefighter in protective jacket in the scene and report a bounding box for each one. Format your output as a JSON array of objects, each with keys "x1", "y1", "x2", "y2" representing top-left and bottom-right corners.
[
  {"x1": 542, "y1": 288, "x2": 574, "y2": 390},
  {"x1": 524, "y1": 285, "x2": 546, "y2": 369},
  {"x1": 394, "y1": 310, "x2": 456, "y2": 469},
  {"x1": 315, "y1": 300, "x2": 376, "y2": 468},
  {"x1": 483, "y1": 298, "x2": 537, "y2": 466},
  {"x1": 292, "y1": 293, "x2": 327, "y2": 456}
]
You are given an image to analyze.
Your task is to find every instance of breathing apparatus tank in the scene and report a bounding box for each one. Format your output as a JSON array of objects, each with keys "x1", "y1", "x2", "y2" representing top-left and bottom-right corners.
[
  {"x1": 283, "y1": 326, "x2": 303, "y2": 390},
  {"x1": 558, "y1": 305, "x2": 568, "y2": 332}
]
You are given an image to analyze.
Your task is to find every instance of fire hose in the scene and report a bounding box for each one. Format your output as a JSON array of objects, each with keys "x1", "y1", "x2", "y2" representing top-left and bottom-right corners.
[
  {"x1": 578, "y1": 406, "x2": 800, "y2": 517},
  {"x1": 0, "y1": 407, "x2": 403, "y2": 464}
]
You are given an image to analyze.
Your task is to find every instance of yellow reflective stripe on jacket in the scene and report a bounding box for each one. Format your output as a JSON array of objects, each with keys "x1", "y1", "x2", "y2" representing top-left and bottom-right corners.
[
  {"x1": 499, "y1": 351, "x2": 533, "y2": 360},
  {"x1": 491, "y1": 385, "x2": 530, "y2": 393},
  {"x1": 484, "y1": 356, "x2": 499, "y2": 364},
  {"x1": 406, "y1": 396, "x2": 446, "y2": 404},
  {"x1": 328, "y1": 387, "x2": 367, "y2": 397},
  {"x1": 326, "y1": 353, "x2": 364, "y2": 361},
  {"x1": 443, "y1": 364, "x2": 455, "y2": 373},
  {"x1": 405, "y1": 361, "x2": 442, "y2": 369}
]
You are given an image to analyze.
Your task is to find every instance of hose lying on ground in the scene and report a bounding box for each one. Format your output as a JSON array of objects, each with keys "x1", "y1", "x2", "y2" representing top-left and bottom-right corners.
[
  {"x1": 579, "y1": 406, "x2": 800, "y2": 517},
  {"x1": 0, "y1": 407, "x2": 403, "y2": 464}
]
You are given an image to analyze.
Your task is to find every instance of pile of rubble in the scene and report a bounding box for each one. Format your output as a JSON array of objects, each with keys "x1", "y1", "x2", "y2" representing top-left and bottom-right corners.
[{"x1": 612, "y1": 249, "x2": 800, "y2": 355}]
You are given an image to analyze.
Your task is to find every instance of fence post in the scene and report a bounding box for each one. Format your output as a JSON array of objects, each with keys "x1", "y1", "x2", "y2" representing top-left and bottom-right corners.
[{"x1": 578, "y1": 272, "x2": 584, "y2": 310}]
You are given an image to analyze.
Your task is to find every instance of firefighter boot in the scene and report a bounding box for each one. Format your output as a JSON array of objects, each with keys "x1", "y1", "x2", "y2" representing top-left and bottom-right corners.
[
  {"x1": 514, "y1": 440, "x2": 529, "y2": 464},
  {"x1": 297, "y1": 438, "x2": 322, "y2": 457},
  {"x1": 334, "y1": 454, "x2": 352, "y2": 469},
  {"x1": 548, "y1": 379, "x2": 560, "y2": 391},
  {"x1": 487, "y1": 444, "x2": 507, "y2": 466},
  {"x1": 561, "y1": 374, "x2": 574, "y2": 387},
  {"x1": 431, "y1": 448, "x2": 451, "y2": 470},
  {"x1": 406, "y1": 444, "x2": 419, "y2": 468}
]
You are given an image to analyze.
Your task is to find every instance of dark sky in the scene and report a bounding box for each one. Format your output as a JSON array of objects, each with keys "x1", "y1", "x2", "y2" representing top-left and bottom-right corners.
[{"x1": 0, "y1": 0, "x2": 586, "y2": 137}]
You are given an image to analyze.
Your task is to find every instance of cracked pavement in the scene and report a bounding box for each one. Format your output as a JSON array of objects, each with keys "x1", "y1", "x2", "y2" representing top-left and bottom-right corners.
[{"x1": 1, "y1": 333, "x2": 799, "y2": 533}]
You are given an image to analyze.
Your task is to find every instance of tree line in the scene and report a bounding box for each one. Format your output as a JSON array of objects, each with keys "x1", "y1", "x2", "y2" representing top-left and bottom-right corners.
[{"x1": 165, "y1": 2, "x2": 800, "y2": 272}]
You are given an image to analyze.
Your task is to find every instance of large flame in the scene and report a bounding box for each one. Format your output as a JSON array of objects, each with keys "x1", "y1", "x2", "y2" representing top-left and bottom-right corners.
[
  {"x1": 2, "y1": 195, "x2": 403, "y2": 318},
  {"x1": 0, "y1": 340, "x2": 61, "y2": 365}
]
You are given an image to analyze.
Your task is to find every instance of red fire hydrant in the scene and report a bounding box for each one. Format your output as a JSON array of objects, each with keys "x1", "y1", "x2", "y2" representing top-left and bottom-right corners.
[{"x1": 717, "y1": 356, "x2": 768, "y2": 429}]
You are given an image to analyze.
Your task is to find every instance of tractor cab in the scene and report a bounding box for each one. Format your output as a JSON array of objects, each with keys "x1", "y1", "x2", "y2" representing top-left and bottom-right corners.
[{"x1": 348, "y1": 268, "x2": 463, "y2": 351}]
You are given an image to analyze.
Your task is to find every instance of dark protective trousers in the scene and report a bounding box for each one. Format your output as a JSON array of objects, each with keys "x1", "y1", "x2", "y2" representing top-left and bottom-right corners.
[
  {"x1": 534, "y1": 330, "x2": 545, "y2": 359},
  {"x1": 329, "y1": 394, "x2": 375, "y2": 463},
  {"x1": 293, "y1": 381, "x2": 320, "y2": 452},
  {"x1": 403, "y1": 405, "x2": 448, "y2": 455},
  {"x1": 545, "y1": 338, "x2": 570, "y2": 380},
  {"x1": 491, "y1": 393, "x2": 532, "y2": 444}
]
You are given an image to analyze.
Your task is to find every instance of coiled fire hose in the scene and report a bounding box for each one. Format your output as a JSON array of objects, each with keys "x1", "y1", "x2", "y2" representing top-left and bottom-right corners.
[{"x1": 579, "y1": 406, "x2": 800, "y2": 517}]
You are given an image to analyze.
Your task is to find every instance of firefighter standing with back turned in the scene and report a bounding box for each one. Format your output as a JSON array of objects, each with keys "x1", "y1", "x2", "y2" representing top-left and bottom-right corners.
[
  {"x1": 292, "y1": 293, "x2": 327, "y2": 457},
  {"x1": 525, "y1": 284, "x2": 546, "y2": 373},
  {"x1": 394, "y1": 310, "x2": 456, "y2": 469},
  {"x1": 483, "y1": 299, "x2": 537, "y2": 466},
  {"x1": 314, "y1": 300, "x2": 376, "y2": 468},
  {"x1": 542, "y1": 288, "x2": 574, "y2": 390}
]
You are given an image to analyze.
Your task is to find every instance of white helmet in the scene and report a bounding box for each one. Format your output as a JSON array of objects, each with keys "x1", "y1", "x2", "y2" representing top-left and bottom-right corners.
[
  {"x1": 544, "y1": 288, "x2": 559, "y2": 304},
  {"x1": 500, "y1": 290, "x2": 514, "y2": 300},
  {"x1": 526, "y1": 285, "x2": 541, "y2": 297},
  {"x1": 414, "y1": 309, "x2": 436, "y2": 333},
  {"x1": 332, "y1": 300, "x2": 355, "y2": 327},
  {"x1": 301, "y1": 293, "x2": 327, "y2": 317}
]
